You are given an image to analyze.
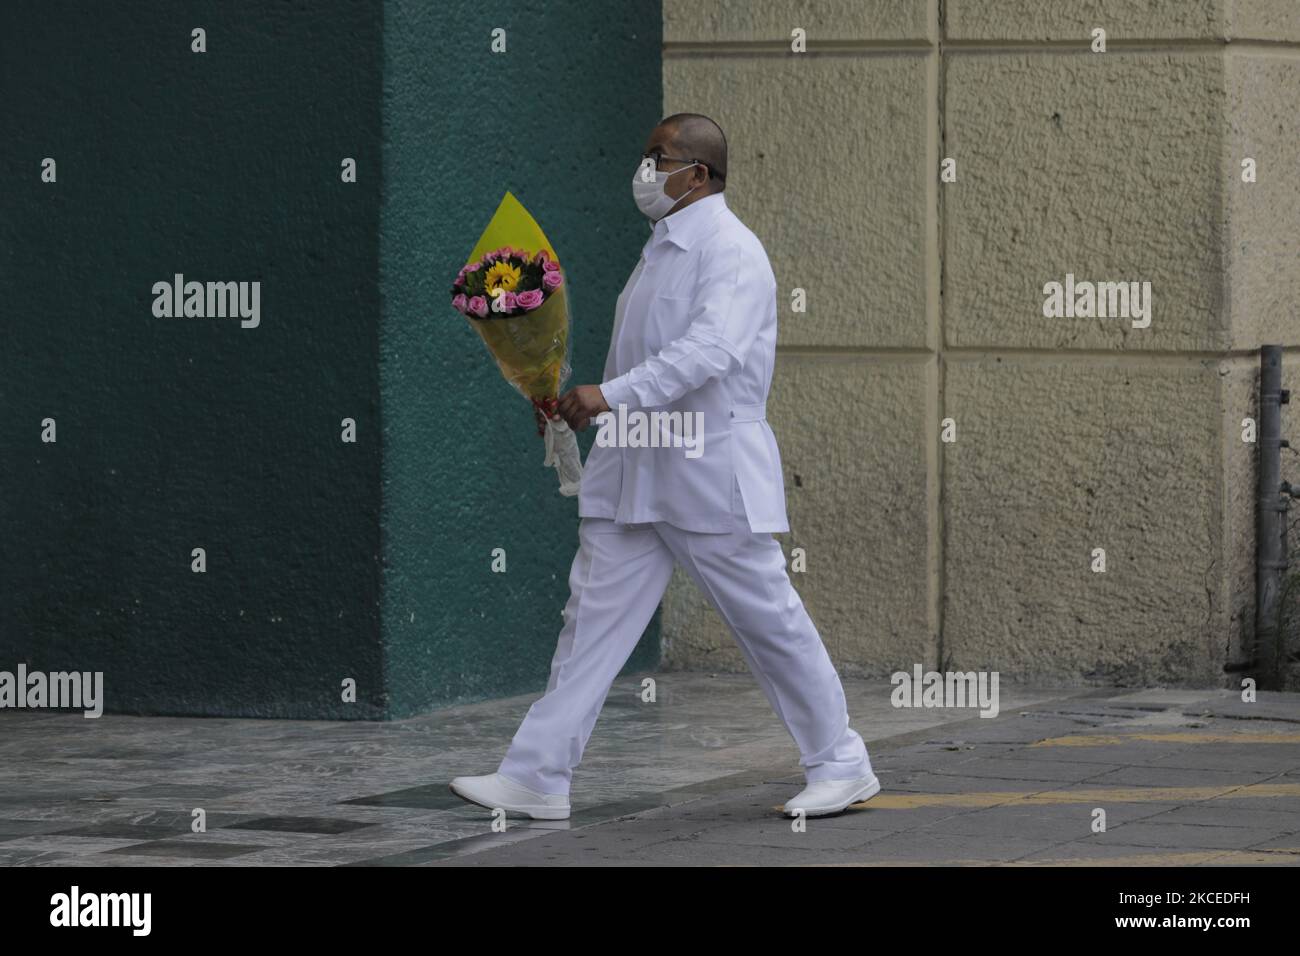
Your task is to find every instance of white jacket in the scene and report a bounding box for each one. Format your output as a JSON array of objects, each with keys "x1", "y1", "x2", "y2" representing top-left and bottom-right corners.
[{"x1": 580, "y1": 191, "x2": 789, "y2": 534}]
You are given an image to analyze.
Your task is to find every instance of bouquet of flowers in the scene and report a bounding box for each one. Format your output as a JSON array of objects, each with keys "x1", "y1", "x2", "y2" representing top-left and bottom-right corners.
[{"x1": 450, "y1": 191, "x2": 583, "y2": 496}]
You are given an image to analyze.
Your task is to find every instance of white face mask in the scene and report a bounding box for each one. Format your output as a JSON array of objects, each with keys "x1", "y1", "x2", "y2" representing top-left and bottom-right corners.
[{"x1": 631, "y1": 162, "x2": 702, "y2": 221}]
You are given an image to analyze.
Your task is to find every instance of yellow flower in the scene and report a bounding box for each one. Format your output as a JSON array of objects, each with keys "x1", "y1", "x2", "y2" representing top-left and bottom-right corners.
[{"x1": 483, "y1": 261, "x2": 522, "y2": 295}]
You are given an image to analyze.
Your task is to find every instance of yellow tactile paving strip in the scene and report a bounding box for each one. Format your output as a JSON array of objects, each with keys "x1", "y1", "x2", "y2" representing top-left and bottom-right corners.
[{"x1": 865, "y1": 783, "x2": 1300, "y2": 809}]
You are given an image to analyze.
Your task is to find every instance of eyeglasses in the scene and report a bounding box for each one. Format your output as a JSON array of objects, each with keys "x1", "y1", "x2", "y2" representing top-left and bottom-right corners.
[{"x1": 640, "y1": 152, "x2": 725, "y2": 182}]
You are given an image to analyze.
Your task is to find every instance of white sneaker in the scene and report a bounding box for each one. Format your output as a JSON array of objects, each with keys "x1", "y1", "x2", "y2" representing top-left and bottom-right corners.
[
  {"x1": 783, "y1": 772, "x2": 881, "y2": 817},
  {"x1": 448, "y1": 772, "x2": 571, "y2": 820}
]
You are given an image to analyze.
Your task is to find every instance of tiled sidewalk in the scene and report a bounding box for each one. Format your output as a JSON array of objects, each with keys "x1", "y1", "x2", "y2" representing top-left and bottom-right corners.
[{"x1": 1, "y1": 680, "x2": 1297, "y2": 866}]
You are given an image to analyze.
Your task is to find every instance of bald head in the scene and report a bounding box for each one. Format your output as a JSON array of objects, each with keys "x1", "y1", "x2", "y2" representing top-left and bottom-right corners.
[{"x1": 659, "y1": 113, "x2": 727, "y2": 189}]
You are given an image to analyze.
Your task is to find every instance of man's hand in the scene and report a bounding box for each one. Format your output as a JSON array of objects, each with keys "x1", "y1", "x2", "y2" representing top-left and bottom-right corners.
[{"x1": 557, "y1": 385, "x2": 611, "y2": 432}]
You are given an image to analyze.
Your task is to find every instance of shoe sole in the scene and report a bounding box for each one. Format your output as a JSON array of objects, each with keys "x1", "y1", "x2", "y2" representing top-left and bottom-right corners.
[
  {"x1": 783, "y1": 776, "x2": 882, "y2": 818},
  {"x1": 447, "y1": 782, "x2": 571, "y2": 820}
]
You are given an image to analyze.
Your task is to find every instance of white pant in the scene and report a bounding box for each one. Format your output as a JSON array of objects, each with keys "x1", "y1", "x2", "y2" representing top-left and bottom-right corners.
[{"x1": 498, "y1": 483, "x2": 873, "y2": 796}]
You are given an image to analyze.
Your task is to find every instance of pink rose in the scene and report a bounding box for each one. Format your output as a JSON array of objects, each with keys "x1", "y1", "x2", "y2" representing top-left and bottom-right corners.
[
  {"x1": 497, "y1": 290, "x2": 518, "y2": 312},
  {"x1": 464, "y1": 261, "x2": 481, "y2": 272},
  {"x1": 515, "y1": 289, "x2": 544, "y2": 311},
  {"x1": 467, "y1": 295, "x2": 488, "y2": 318},
  {"x1": 542, "y1": 258, "x2": 560, "y2": 272},
  {"x1": 533, "y1": 249, "x2": 551, "y2": 265},
  {"x1": 542, "y1": 269, "x2": 563, "y2": 291},
  {"x1": 451, "y1": 293, "x2": 469, "y2": 314}
]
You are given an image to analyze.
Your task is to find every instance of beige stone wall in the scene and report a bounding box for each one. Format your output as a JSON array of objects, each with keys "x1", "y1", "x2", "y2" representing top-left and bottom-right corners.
[{"x1": 660, "y1": 0, "x2": 1300, "y2": 686}]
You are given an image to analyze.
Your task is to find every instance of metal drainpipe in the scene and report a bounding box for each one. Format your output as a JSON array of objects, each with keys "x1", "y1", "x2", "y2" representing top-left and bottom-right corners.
[{"x1": 1239, "y1": 345, "x2": 1290, "y2": 676}]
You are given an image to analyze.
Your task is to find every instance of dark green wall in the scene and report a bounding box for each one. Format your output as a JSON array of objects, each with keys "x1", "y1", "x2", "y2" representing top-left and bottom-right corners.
[
  {"x1": 0, "y1": 0, "x2": 662, "y2": 718},
  {"x1": 380, "y1": 0, "x2": 663, "y2": 717},
  {"x1": 0, "y1": 1, "x2": 384, "y2": 718}
]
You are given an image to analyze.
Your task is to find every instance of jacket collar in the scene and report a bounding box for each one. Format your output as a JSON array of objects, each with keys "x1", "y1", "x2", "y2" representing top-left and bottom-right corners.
[{"x1": 649, "y1": 191, "x2": 727, "y2": 253}]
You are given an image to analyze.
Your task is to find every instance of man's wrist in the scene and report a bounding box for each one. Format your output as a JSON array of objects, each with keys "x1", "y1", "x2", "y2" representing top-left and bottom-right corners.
[{"x1": 598, "y1": 377, "x2": 633, "y2": 412}]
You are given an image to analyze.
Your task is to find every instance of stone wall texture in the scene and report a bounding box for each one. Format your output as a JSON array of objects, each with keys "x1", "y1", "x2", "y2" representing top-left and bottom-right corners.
[{"x1": 659, "y1": 0, "x2": 1300, "y2": 688}]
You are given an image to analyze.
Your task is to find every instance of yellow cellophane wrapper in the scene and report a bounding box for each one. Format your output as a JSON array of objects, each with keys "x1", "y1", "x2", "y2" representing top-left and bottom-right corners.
[{"x1": 462, "y1": 191, "x2": 569, "y2": 403}]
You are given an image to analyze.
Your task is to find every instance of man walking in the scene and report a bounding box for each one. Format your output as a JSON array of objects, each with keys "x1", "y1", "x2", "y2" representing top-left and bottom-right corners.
[{"x1": 450, "y1": 114, "x2": 879, "y2": 820}]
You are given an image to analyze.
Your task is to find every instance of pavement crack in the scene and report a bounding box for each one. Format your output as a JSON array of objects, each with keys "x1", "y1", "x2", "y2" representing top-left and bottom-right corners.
[{"x1": 1186, "y1": 711, "x2": 1300, "y2": 726}]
